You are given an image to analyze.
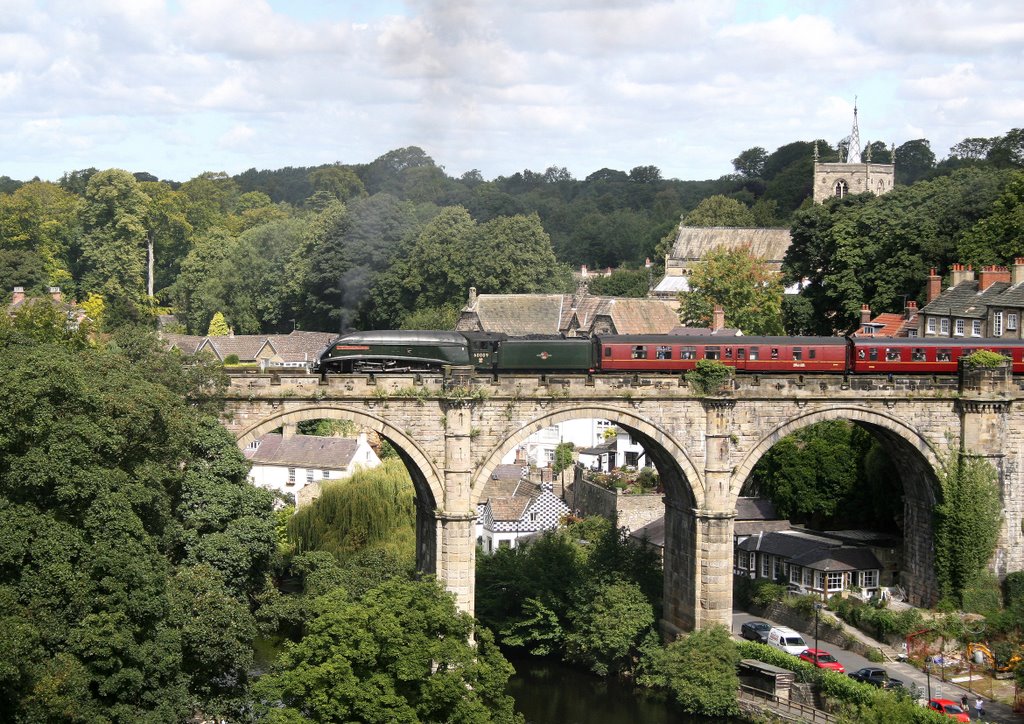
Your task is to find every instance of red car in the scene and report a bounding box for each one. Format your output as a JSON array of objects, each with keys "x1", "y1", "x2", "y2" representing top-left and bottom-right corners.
[
  {"x1": 927, "y1": 698, "x2": 970, "y2": 722},
  {"x1": 798, "y1": 648, "x2": 845, "y2": 673}
]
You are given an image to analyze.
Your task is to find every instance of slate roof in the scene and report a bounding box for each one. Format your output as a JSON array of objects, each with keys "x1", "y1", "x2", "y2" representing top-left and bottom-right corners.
[
  {"x1": 667, "y1": 227, "x2": 792, "y2": 268},
  {"x1": 196, "y1": 335, "x2": 268, "y2": 361},
  {"x1": 989, "y1": 282, "x2": 1024, "y2": 308},
  {"x1": 736, "y1": 497, "x2": 780, "y2": 521},
  {"x1": 789, "y1": 545, "x2": 882, "y2": 572},
  {"x1": 919, "y1": 280, "x2": 1010, "y2": 319},
  {"x1": 245, "y1": 433, "x2": 361, "y2": 469},
  {"x1": 261, "y1": 331, "x2": 337, "y2": 363},
  {"x1": 161, "y1": 333, "x2": 205, "y2": 355},
  {"x1": 737, "y1": 530, "x2": 838, "y2": 558},
  {"x1": 487, "y1": 496, "x2": 533, "y2": 522},
  {"x1": 629, "y1": 516, "x2": 666, "y2": 547},
  {"x1": 478, "y1": 465, "x2": 538, "y2": 503}
]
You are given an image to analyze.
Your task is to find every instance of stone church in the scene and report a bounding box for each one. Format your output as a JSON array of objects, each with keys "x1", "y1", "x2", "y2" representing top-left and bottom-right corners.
[{"x1": 812, "y1": 103, "x2": 895, "y2": 203}]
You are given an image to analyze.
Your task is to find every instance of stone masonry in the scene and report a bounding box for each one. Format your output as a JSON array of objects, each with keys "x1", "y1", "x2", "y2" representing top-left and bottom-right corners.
[{"x1": 222, "y1": 366, "x2": 1020, "y2": 634}]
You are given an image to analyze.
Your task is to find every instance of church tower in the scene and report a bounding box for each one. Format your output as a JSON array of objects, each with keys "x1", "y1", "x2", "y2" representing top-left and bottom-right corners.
[{"x1": 813, "y1": 101, "x2": 895, "y2": 203}]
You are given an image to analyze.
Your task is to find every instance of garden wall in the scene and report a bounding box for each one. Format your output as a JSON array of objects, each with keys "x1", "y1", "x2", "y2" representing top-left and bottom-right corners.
[{"x1": 569, "y1": 477, "x2": 663, "y2": 532}]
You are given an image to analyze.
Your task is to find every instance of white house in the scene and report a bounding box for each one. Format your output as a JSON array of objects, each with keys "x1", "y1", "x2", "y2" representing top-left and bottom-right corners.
[
  {"x1": 479, "y1": 482, "x2": 570, "y2": 554},
  {"x1": 577, "y1": 427, "x2": 652, "y2": 471},
  {"x1": 244, "y1": 432, "x2": 381, "y2": 502},
  {"x1": 501, "y1": 418, "x2": 652, "y2": 470}
]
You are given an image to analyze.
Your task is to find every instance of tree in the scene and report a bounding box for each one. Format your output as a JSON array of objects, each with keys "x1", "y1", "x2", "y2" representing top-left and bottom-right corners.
[
  {"x1": 949, "y1": 137, "x2": 995, "y2": 162},
  {"x1": 207, "y1": 311, "x2": 229, "y2": 336},
  {"x1": 563, "y1": 578, "x2": 654, "y2": 676},
  {"x1": 629, "y1": 165, "x2": 662, "y2": 184},
  {"x1": 894, "y1": 139, "x2": 936, "y2": 185},
  {"x1": 79, "y1": 169, "x2": 151, "y2": 301},
  {"x1": 0, "y1": 181, "x2": 82, "y2": 293},
  {"x1": 308, "y1": 164, "x2": 366, "y2": 202},
  {"x1": 957, "y1": 171, "x2": 1024, "y2": 265},
  {"x1": 732, "y1": 146, "x2": 768, "y2": 178},
  {"x1": 678, "y1": 246, "x2": 784, "y2": 334},
  {"x1": 987, "y1": 128, "x2": 1024, "y2": 169},
  {"x1": 682, "y1": 194, "x2": 755, "y2": 227},
  {"x1": 862, "y1": 140, "x2": 893, "y2": 163},
  {"x1": 641, "y1": 625, "x2": 739, "y2": 717},
  {"x1": 254, "y1": 580, "x2": 521, "y2": 723},
  {"x1": 586, "y1": 268, "x2": 651, "y2": 297},
  {"x1": 552, "y1": 442, "x2": 575, "y2": 479}
]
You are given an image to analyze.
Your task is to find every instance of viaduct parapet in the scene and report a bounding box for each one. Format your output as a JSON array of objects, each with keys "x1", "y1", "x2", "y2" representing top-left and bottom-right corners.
[{"x1": 221, "y1": 367, "x2": 1021, "y2": 635}]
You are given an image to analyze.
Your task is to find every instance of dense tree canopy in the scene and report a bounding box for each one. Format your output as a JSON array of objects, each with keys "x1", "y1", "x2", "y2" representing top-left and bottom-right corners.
[{"x1": 678, "y1": 246, "x2": 784, "y2": 335}]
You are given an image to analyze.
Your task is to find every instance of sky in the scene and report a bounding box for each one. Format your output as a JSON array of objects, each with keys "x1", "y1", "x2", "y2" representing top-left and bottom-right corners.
[{"x1": 1, "y1": 0, "x2": 1022, "y2": 184}]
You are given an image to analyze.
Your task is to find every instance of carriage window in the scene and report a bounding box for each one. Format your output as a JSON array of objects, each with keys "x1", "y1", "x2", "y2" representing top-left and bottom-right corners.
[
  {"x1": 937, "y1": 349, "x2": 951, "y2": 362},
  {"x1": 869, "y1": 348, "x2": 879, "y2": 361},
  {"x1": 808, "y1": 349, "x2": 816, "y2": 360},
  {"x1": 704, "y1": 346, "x2": 721, "y2": 360},
  {"x1": 631, "y1": 346, "x2": 647, "y2": 359},
  {"x1": 604, "y1": 347, "x2": 612, "y2": 357},
  {"x1": 886, "y1": 348, "x2": 900, "y2": 361},
  {"x1": 656, "y1": 345, "x2": 672, "y2": 360},
  {"x1": 724, "y1": 347, "x2": 733, "y2": 359},
  {"x1": 912, "y1": 348, "x2": 926, "y2": 361},
  {"x1": 748, "y1": 347, "x2": 759, "y2": 360},
  {"x1": 792, "y1": 348, "x2": 802, "y2": 360},
  {"x1": 681, "y1": 346, "x2": 696, "y2": 360},
  {"x1": 770, "y1": 348, "x2": 779, "y2": 359}
]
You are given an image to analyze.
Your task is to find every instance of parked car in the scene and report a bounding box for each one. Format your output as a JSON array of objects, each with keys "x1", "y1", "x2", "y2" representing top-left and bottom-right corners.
[
  {"x1": 798, "y1": 648, "x2": 845, "y2": 673},
  {"x1": 740, "y1": 620, "x2": 771, "y2": 643},
  {"x1": 848, "y1": 667, "x2": 903, "y2": 688},
  {"x1": 926, "y1": 698, "x2": 970, "y2": 722},
  {"x1": 766, "y1": 626, "x2": 808, "y2": 655}
]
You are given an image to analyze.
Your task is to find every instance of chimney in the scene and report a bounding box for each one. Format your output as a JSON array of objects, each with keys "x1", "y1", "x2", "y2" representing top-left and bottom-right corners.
[
  {"x1": 979, "y1": 265, "x2": 1010, "y2": 292},
  {"x1": 467, "y1": 287, "x2": 477, "y2": 307},
  {"x1": 11, "y1": 286, "x2": 25, "y2": 304},
  {"x1": 712, "y1": 305, "x2": 725, "y2": 332},
  {"x1": 860, "y1": 304, "x2": 872, "y2": 325},
  {"x1": 644, "y1": 257, "x2": 652, "y2": 269},
  {"x1": 49, "y1": 286, "x2": 61, "y2": 302},
  {"x1": 927, "y1": 268, "x2": 942, "y2": 303},
  {"x1": 1013, "y1": 258, "x2": 1024, "y2": 286},
  {"x1": 905, "y1": 300, "x2": 918, "y2": 320}
]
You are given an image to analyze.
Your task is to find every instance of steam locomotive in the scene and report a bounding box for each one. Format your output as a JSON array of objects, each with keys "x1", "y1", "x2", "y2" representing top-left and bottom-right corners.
[{"x1": 315, "y1": 329, "x2": 1024, "y2": 376}]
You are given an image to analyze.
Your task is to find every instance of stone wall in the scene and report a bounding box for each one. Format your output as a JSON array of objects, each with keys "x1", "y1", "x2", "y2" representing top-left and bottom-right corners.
[{"x1": 568, "y1": 477, "x2": 663, "y2": 532}]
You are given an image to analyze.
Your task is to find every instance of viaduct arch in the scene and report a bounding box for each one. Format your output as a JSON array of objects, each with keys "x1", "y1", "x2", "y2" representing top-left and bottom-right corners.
[{"x1": 220, "y1": 366, "x2": 1021, "y2": 633}]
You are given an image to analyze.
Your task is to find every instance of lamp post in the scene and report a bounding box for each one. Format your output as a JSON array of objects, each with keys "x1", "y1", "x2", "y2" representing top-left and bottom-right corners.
[
  {"x1": 814, "y1": 602, "x2": 823, "y2": 657},
  {"x1": 925, "y1": 656, "x2": 932, "y2": 700}
]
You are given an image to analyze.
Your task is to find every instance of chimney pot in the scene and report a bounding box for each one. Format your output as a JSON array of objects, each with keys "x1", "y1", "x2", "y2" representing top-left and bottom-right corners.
[
  {"x1": 1013, "y1": 258, "x2": 1024, "y2": 286},
  {"x1": 11, "y1": 286, "x2": 25, "y2": 305},
  {"x1": 49, "y1": 286, "x2": 61, "y2": 302},
  {"x1": 468, "y1": 287, "x2": 477, "y2": 306},
  {"x1": 860, "y1": 304, "x2": 872, "y2": 324}
]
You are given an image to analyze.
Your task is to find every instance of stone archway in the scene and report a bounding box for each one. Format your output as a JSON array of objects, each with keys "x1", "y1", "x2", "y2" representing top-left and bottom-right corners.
[
  {"x1": 472, "y1": 404, "x2": 703, "y2": 510},
  {"x1": 731, "y1": 405, "x2": 946, "y2": 605}
]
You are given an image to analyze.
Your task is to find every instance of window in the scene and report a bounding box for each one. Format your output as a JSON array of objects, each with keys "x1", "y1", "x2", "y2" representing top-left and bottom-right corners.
[
  {"x1": 869, "y1": 348, "x2": 878, "y2": 361},
  {"x1": 790, "y1": 566, "x2": 802, "y2": 584},
  {"x1": 287, "y1": 467, "x2": 296, "y2": 485},
  {"x1": 994, "y1": 311, "x2": 1004, "y2": 336},
  {"x1": 886, "y1": 348, "x2": 900, "y2": 361},
  {"x1": 972, "y1": 320, "x2": 982, "y2": 336},
  {"x1": 724, "y1": 347, "x2": 733, "y2": 359},
  {"x1": 912, "y1": 348, "x2": 926, "y2": 361},
  {"x1": 773, "y1": 557, "x2": 783, "y2": 580},
  {"x1": 834, "y1": 179, "x2": 848, "y2": 198},
  {"x1": 681, "y1": 346, "x2": 696, "y2": 360},
  {"x1": 604, "y1": 346, "x2": 612, "y2": 357},
  {"x1": 809, "y1": 349, "x2": 817, "y2": 360},
  {"x1": 815, "y1": 571, "x2": 824, "y2": 590},
  {"x1": 937, "y1": 349, "x2": 951, "y2": 362},
  {"x1": 863, "y1": 570, "x2": 879, "y2": 588},
  {"x1": 322, "y1": 470, "x2": 330, "y2": 480},
  {"x1": 827, "y1": 571, "x2": 844, "y2": 592},
  {"x1": 306, "y1": 469, "x2": 314, "y2": 484},
  {"x1": 529, "y1": 511, "x2": 538, "y2": 522},
  {"x1": 927, "y1": 318, "x2": 936, "y2": 334},
  {"x1": 792, "y1": 348, "x2": 802, "y2": 361},
  {"x1": 631, "y1": 345, "x2": 647, "y2": 359},
  {"x1": 748, "y1": 347, "x2": 759, "y2": 360},
  {"x1": 656, "y1": 345, "x2": 672, "y2": 360},
  {"x1": 940, "y1": 318, "x2": 950, "y2": 335},
  {"x1": 954, "y1": 319, "x2": 965, "y2": 336},
  {"x1": 1009, "y1": 313, "x2": 1018, "y2": 331},
  {"x1": 761, "y1": 555, "x2": 770, "y2": 578},
  {"x1": 770, "y1": 348, "x2": 779, "y2": 359},
  {"x1": 737, "y1": 551, "x2": 748, "y2": 570},
  {"x1": 803, "y1": 568, "x2": 813, "y2": 587},
  {"x1": 499, "y1": 540, "x2": 511, "y2": 549},
  {"x1": 704, "y1": 346, "x2": 721, "y2": 360}
]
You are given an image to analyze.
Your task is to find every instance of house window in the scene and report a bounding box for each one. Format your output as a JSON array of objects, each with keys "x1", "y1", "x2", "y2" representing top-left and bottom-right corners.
[
  {"x1": 940, "y1": 318, "x2": 950, "y2": 335},
  {"x1": 306, "y1": 469, "x2": 314, "y2": 484},
  {"x1": 994, "y1": 311, "x2": 1004, "y2": 336},
  {"x1": 803, "y1": 568, "x2": 813, "y2": 587},
  {"x1": 790, "y1": 566, "x2": 801, "y2": 584},
  {"x1": 972, "y1": 320, "x2": 982, "y2": 336},
  {"x1": 737, "y1": 551, "x2": 748, "y2": 569},
  {"x1": 1009, "y1": 313, "x2": 1018, "y2": 331},
  {"x1": 704, "y1": 346, "x2": 721, "y2": 360},
  {"x1": 773, "y1": 557, "x2": 783, "y2": 580},
  {"x1": 287, "y1": 467, "x2": 296, "y2": 485},
  {"x1": 631, "y1": 345, "x2": 647, "y2": 359},
  {"x1": 322, "y1": 470, "x2": 330, "y2": 480},
  {"x1": 761, "y1": 555, "x2": 770, "y2": 578},
  {"x1": 625, "y1": 452, "x2": 640, "y2": 468},
  {"x1": 529, "y1": 512, "x2": 538, "y2": 522},
  {"x1": 954, "y1": 319, "x2": 965, "y2": 336},
  {"x1": 656, "y1": 345, "x2": 672, "y2": 360},
  {"x1": 863, "y1": 570, "x2": 879, "y2": 588},
  {"x1": 827, "y1": 571, "x2": 844, "y2": 592},
  {"x1": 815, "y1": 571, "x2": 824, "y2": 590},
  {"x1": 499, "y1": 540, "x2": 511, "y2": 549},
  {"x1": 927, "y1": 318, "x2": 936, "y2": 334}
]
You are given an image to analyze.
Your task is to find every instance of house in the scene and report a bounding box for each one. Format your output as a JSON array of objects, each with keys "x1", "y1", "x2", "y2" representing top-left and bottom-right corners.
[
  {"x1": 254, "y1": 331, "x2": 337, "y2": 368},
  {"x1": 195, "y1": 334, "x2": 267, "y2": 364},
  {"x1": 918, "y1": 261, "x2": 1024, "y2": 339},
  {"x1": 479, "y1": 482, "x2": 569, "y2": 554},
  {"x1": 162, "y1": 333, "x2": 206, "y2": 355},
  {"x1": 576, "y1": 426, "x2": 651, "y2": 472},
  {"x1": 244, "y1": 432, "x2": 381, "y2": 505},
  {"x1": 854, "y1": 301, "x2": 920, "y2": 338},
  {"x1": 475, "y1": 464, "x2": 538, "y2": 541},
  {"x1": 735, "y1": 529, "x2": 883, "y2": 598},
  {"x1": 455, "y1": 283, "x2": 680, "y2": 337},
  {"x1": 7, "y1": 286, "x2": 89, "y2": 329}
]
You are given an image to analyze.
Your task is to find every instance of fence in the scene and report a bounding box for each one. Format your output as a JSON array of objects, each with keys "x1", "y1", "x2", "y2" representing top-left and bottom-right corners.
[{"x1": 738, "y1": 684, "x2": 837, "y2": 723}]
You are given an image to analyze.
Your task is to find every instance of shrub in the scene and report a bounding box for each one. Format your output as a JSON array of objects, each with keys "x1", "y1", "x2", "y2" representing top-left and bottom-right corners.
[
  {"x1": 224, "y1": 353, "x2": 240, "y2": 365},
  {"x1": 685, "y1": 359, "x2": 734, "y2": 395},
  {"x1": 865, "y1": 647, "x2": 885, "y2": 663},
  {"x1": 750, "y1": 581, "x2": 786, "y2": 607},
  {"x1": 962, "y1": 349, "x2": 1007, "y2": 368},
  {"x1": 647, "y1": 626, "x2": 739, "y2": 717}
]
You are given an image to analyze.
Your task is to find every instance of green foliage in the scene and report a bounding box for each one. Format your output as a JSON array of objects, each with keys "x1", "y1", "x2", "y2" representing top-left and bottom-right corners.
[
  {"x1": 933, "y1": 450, "x2": 1002, "y2": 603},
  {"x1": 254, "y1": 579, "x2": 522, "y2": 724},
  {"x1": 679, "y1": 246, "x2": 784, "y2": 335},
  {"x1": 962, "y1": 349, "x2": 1007, "y2": 368},
  {"x1": 682, "y1": 194, "x2": 755, "y2": 226},
  {"x1": 287, "y1": 458, "x2": 416, "y2": 563},
  {"x1": 961, "y1": 572, "x2": 1003, "y2": 615},
  {"x1": 552, "y1": 442, "x2": 575, "y2": 476},
  {"x1": 207, "y1": 310, "x2": 229, "y2": 335},
  {"x1": 586, "y1": 267, "x2": 652, "y2": 297},
  {"x1": 642, "y1": 625, "x2": 739, "y2": 717},
  {"x1": 564, "y1": 578, "x2": 655, "y2": 676},
  {"x1": 684, "y1": 358, "x2": 734, "y2": 395}
]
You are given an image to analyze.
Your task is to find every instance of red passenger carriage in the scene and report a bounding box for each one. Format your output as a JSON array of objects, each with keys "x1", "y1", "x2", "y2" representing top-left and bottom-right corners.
[
  {"x1": 849, "y1": 338, "x2": 1024, "y2": 374},
  {"x1": 597, "y1": 336, "x2": 850, "y2": 374}
]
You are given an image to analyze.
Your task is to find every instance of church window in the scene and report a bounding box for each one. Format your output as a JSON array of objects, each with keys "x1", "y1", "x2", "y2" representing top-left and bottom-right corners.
[{"x1": 834, "y1": 179, "x2": 848, "y2": 198}]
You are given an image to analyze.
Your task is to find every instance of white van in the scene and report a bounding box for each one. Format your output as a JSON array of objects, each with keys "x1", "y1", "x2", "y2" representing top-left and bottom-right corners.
[{"x1": 766, "y1": 626, "x2": 807, "y2": 655}]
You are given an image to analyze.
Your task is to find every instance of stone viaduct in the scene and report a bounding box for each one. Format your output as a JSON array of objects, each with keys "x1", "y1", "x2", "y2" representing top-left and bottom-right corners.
[{"x1": 221, "y1": 365, "x2": 1023, "y2": 635}]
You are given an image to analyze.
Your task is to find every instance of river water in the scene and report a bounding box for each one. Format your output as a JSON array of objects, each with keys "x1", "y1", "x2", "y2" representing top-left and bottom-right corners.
[{"x1": 505, "y1": 654, "x2": 741, "y2": 724}]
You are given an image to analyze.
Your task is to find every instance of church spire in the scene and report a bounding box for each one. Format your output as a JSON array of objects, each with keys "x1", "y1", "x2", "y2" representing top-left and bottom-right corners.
[{"x1": 846, "y1": 97, "x2": 862, "y2": 163}]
